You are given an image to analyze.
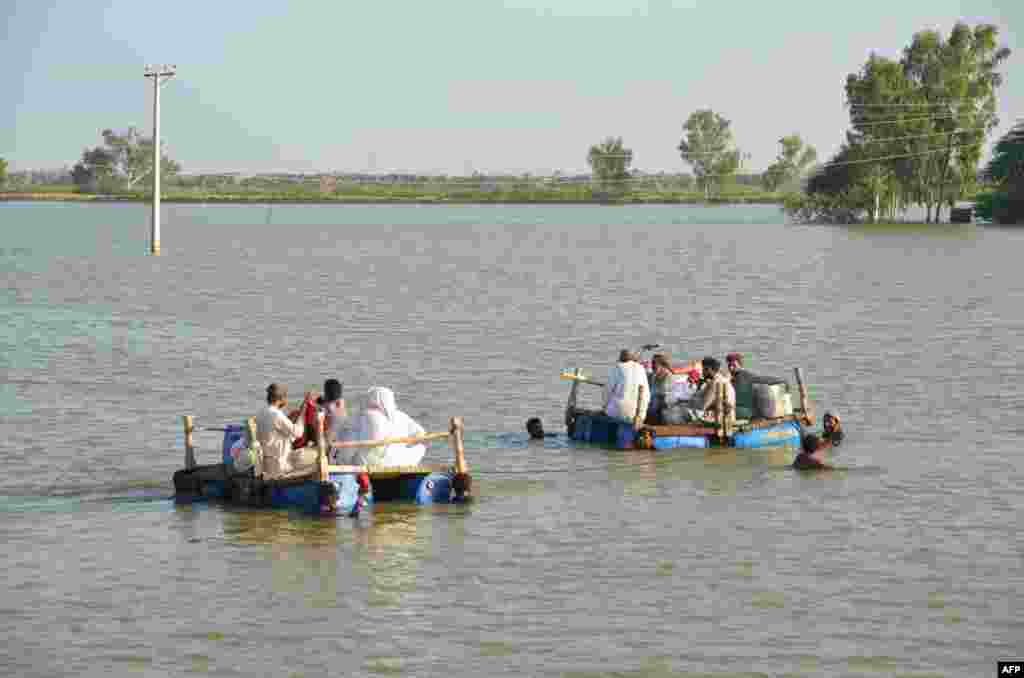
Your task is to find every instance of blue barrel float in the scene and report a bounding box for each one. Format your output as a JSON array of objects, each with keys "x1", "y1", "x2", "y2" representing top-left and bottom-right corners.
[{"x1": 569, "y1": 410, "x2": 801, "y2": 450}]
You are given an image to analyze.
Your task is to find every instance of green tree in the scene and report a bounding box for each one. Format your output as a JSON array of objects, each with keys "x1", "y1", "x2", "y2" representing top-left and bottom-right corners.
[
  {"x1": 978, "y1": 121, "x2": 1024, "y2": 223},
  {"x1": 844, "y1": 54, "x2": 921, "y2": 221},
  {"x1": 762, "y1": 135, "x2": 818, "y2": 192},
  {"x1": 985, "y1": 121, "x2": 1024, "y2": 191},
  {"x1": 903, "y1": 23, "x2": 1009, "y2": 221},
  {"x1": 843, "y1": 23, "x2": 1009, "y2": 222},
  {"x1": 677, "y1": 109, "x2": 740, "y2": 198},
  {"x1": 72, "y1": 127, "x2": 181, "y2": 192},
  {"x1": 0, "y1": 157, "x2": 7, "y2": 189},
  {"x1": 587, "y1": 137, "x2": 633, "y2": 194}
]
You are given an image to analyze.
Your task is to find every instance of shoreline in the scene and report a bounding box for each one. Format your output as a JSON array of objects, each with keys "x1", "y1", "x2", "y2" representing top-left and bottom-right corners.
[{"x1": 0, "y1": 192, "x2": 784, "y2": 206}]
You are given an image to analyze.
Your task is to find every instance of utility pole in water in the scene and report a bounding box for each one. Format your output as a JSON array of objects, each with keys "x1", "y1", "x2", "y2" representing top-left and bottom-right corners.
[{"x1": 144, "y1": 64, "x2": 176, "y2": 255}]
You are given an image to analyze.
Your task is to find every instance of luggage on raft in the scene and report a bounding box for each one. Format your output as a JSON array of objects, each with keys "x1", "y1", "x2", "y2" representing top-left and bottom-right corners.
[
  {"x1": 752, "y1": 383, "x2": 793, "y2": 419},
  {"x1": 735, "y1": 377, "x2": 793, "y2": 420}
]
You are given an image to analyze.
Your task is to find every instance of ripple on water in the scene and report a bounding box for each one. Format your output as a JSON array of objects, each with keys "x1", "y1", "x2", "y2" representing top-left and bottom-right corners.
[{"x1": 1, "y1": 205, "x2": 1022, "y2": 677}]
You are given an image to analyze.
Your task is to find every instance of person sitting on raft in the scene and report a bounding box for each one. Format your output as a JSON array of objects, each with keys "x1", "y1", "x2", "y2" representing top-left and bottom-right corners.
[
  {"x1": 257, "y1": 383, "x2": 320, "y2": 479},
  {"x1": 726, "y1": 352, "x2": 787, "y2": 387},
  {"x1": 341, "y1": 387, "x2": 428, "y2": 467},
  {"x1": 603, "y1": 349, "x2": 651, "y2": 425},
  {"x1": 793, "y1": 433, "x2": 835, "y2": 470},
  {"x1": 687, "y1": 357, "x2": 735, "y2": 425},
  {"x1": 649, "y1": 353, "x2": 694, "y2": 425},
  {"x1": 317, "y1": 378, "x2": 348, "y2": 447},
  {"x1": 726, "y1": 352, "x2": 748, "y2": 384}
]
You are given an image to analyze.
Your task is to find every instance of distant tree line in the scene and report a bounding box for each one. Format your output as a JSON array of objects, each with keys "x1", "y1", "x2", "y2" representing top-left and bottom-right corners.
[
  {"x1": 10, "y1": 114, "x2": 819, "y2": 201},
  {"x1": 584, "y1": 111, "x2": 816, "y2": 199}
]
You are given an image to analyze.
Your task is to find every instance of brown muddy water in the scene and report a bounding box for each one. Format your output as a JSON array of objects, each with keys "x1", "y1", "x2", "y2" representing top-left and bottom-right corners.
[{"x1": 0, "y1": 202, "x2": 1020, "y2": 677}]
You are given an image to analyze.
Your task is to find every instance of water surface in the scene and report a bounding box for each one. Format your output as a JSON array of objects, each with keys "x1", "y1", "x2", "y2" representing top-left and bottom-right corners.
[{"x1": 1, "y1": 202, "x2": 1020, "y2": 677}]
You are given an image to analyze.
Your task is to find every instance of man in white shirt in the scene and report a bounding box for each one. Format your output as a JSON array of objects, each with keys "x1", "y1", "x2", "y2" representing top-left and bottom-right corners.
[
  {"x1": 603, "y1": 349, "x2": 651, "y2": 425},
  {"x1": 256, "y1": 383, "x2": 317, "y2": 479}
]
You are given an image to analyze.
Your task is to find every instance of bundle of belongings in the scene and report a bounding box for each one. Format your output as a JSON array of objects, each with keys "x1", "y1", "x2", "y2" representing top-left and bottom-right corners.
[{"x1": 727, "y1": 353, "x2": 793, "y2": 421}]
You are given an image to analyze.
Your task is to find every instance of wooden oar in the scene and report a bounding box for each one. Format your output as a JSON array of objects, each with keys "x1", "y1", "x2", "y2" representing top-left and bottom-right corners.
[
  {"x1": 330, "y1": 430, "x2": 451, "y2": 449},
  {"x1": 326, "y1": 463, "x2": 454, "y2": 475},
  {"x1": 559, "y1": 371, "x2": 606, "y2": 387},
  {"x1": 793, "y1": 367, "x2": 814, "y2": 425}
]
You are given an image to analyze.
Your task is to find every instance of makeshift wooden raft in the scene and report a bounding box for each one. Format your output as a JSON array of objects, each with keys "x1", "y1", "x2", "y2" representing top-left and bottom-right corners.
[
  {"x1": 172, "y1": 414, "x2": 472, "y2": 516},
  {"x1": 560, "y1": 367, "x2": 816, "y2": 450}
]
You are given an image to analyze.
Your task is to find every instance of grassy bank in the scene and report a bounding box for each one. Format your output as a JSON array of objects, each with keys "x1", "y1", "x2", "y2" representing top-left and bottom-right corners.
[{"x1": 1, "y1": 184, "x2": 786, "y2": 205}]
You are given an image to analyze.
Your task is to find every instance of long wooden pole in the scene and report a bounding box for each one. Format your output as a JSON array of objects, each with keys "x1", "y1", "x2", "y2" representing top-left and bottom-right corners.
[
  {"x1": 794, "y1": 367, "x2": 814, "y2": 425},
  {"x1": 183, "y1": 415, "x2": 196, "y2": 470},
  {"x1": 565, "y1": 367, "x2": 584, "y2": 429},
  {"x1": 449, "y1": 416, "x2": 467, "y2": 475},
  {"x1": 331, "y1": 430, "x2": 451, "y2": 449},
  {"x1": 633, "y1": 384, "x2": 646, "y2": 430},
  {"x1": 449, "y1": 416, "x2": 470, "y2": 501},
  {"x1": 245, "y1": 416, "x2": 261, "y2": 478},
  {"x1": 560, "y1": 370, "x2": 605, "y2": 387},
  {"x1": 326, "y1": 463, "x2": 453, "y2": 474},
  {"x1": 316, "y1": 411, "x2": 329, "y2": 482},
  {"x1": 717, "y1": 382, "x2": 726, "y2": 441},
  {"x1": 723, "y1": 382, "x2": 733, "y2": 438}
]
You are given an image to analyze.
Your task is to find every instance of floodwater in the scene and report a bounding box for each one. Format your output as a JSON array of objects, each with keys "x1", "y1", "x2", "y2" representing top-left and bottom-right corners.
[{"x1": 0, "y1": 202, "x2": 1021, "y2": 677}]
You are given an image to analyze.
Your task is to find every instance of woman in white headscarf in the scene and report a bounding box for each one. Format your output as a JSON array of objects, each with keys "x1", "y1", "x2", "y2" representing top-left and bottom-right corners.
[{"x1": 342, "y1": 387, "x2": 427, "y2": 467}]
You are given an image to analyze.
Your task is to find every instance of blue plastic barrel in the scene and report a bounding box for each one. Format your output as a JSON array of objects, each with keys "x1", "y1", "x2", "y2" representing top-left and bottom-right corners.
[
  {"x1": 415, "y1": 472, "x2": 453, "y2": 504},
  {"x1": 221, "y1": 424, "x2": 245, "y2": 466}
]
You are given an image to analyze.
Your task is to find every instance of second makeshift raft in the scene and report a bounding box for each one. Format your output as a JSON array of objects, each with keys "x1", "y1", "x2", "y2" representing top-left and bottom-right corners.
[{"x1": 561, "y1": 366, "x2": 814, "y2": 450}]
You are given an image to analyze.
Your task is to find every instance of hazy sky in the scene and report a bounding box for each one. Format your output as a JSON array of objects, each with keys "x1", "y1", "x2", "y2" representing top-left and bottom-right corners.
[{"x1": 2, "y1": 0, "x2": 1020, "y2": 175}]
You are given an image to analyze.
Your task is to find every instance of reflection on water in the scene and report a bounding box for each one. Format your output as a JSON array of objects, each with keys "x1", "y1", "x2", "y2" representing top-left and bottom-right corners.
[
  {"x1": 352, "y1": 507, "x2": 428, "y2": 608},
  {"x1": 211, "y1": 503, "x2": 441, "y2": 609},
  {"x1": 219, "y1": 506, "x2": 343, "y2": 546}
]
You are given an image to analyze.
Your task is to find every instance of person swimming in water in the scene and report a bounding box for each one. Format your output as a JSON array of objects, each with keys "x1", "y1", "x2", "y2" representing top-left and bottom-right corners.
[
  {"x1": 822, "y1": 411, "x2": 843, "y2": 446},
  {"x1": 793, "y1": 433, "x2": 835, "y2": 470},
  {"x1": 526, "y1": 417, "x2": 558, "y2": 439}
]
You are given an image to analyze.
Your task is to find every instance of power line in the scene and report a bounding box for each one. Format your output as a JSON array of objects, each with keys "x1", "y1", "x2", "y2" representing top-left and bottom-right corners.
[
  {"x1": 849, "y1": 112, "x2": 985, "y2": 126},
  {"x1": 848, "y1": 126, "x2": 987, "y2": 145},
  {"x1": 817, "y1": 142, "x2": 978, "y2": 169},
  {"x1": 847, "y1": 101, "x2": 988, "y2": 108}
]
